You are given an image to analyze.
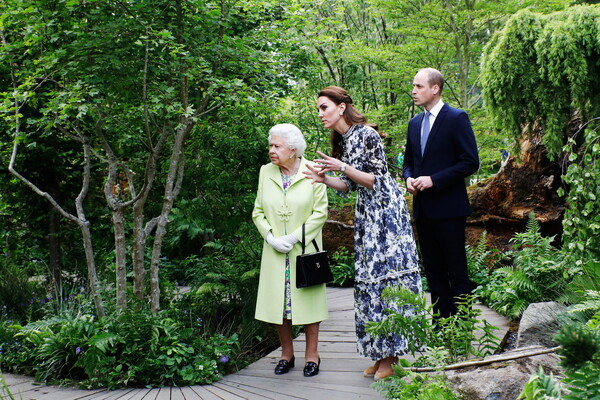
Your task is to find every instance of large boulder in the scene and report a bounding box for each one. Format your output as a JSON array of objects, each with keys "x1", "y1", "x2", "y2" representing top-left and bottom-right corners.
[{"x1": 516, "y1": 301, "x2": 567, "y2": 348}]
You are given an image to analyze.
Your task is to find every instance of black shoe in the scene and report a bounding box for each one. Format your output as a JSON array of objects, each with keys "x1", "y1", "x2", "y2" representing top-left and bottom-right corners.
[
  {"x1": 274, "y1": 356, "x2": 295, "y2": 375},
  {"x1": 303, "y1": 358, "x2": 321, "y2": 377}
]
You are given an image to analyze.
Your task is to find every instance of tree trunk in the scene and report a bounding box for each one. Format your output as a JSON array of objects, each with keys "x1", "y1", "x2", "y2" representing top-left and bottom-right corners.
[
  {"x1": 149, "y1": 126, "x2": 188, "y2": 313},
  {"x1": 79, "y1": 220, "x2": 105, "y2": 317},
  {"x1": 467, "y1": 129, "x2": 566, "y2": 251},
  {"x1": 47, "y1": 207, "x2": 62, "y2": 293},
  {"x1": 112, "y1": 209, "x2": 127, "y2": 310},
  {"x1": 132, "y1": 205, "x2": 147, "y2": 301}
]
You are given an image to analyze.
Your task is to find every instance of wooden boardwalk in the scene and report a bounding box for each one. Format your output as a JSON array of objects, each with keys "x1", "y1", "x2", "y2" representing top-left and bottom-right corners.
[{"x1": 2, "y1": 287, "x2": 509, "y2": 400}]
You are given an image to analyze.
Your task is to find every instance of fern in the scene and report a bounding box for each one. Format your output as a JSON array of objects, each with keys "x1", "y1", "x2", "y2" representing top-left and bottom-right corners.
[
  {"x1": 554, "y1": 323, "x2": 600, "y2": 371},
  {"x1": 466, "y1": 231, "x2": 498, "y2": 288},
  {"x1": 567, "y1": 290, "x2": 600, "y2": 315},
  {"x1": 562, "y1": 361, "x2": 600, "y2": 400},
  {"x1": 483, "y1": 212, "x2": 569, "y2": 319},
  {"x1": 518, "y1": 365, "x2": 563, "y2": 399},
  {"x1": 368, "y1": 287, "x2": 501, "y2": 366}
]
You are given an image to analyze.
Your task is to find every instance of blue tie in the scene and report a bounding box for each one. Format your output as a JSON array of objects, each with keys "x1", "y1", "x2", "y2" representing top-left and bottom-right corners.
[{"x1": 421, "y1": 111, "x2": 430, "y2": 155}]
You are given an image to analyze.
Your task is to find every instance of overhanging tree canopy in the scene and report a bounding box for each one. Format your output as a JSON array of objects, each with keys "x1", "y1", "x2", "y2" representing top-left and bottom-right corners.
[
  {"x1": 480, "y1": 4, "x2": 600, "y2": 262},
  {"x1": 0, "y1": 0, "x2": 294, "y2": 314}
]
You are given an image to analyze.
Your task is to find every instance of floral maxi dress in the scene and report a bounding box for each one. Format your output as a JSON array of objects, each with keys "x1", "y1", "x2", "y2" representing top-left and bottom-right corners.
[{"x1": 339, "y1": 124, "x2": 422, "y2": 360}]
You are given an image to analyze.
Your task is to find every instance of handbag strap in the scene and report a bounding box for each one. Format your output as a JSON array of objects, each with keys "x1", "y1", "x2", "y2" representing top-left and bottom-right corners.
[{"x1": 301, "y1": 224, "x2": 320, "y2": 254}]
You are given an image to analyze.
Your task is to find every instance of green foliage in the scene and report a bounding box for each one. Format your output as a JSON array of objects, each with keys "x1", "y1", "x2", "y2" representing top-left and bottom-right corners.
[
  {"x1": 366, "y1": 287, "x2": 501, "y2": 367},
  {"x1": 372, "y1": 367, "x2": 459, "y2": 400},
  {"x1": 0, "y1": 0, "x2": 300, "y2": 313},
  {"x1": 518, "y1": 365, "x2": 563, "y2": 400},
  {"x1": 0, "y1": 256, "x2": 46, "y2": 323},
  {"x1": 560, "y1": 259, "x2": 600, "y2": 306},
  {"x1": 329, "y1": 247, "x2": 355, "y2": 287},
  {"x1": 481, "y1": 213, "x2": 569, "y2": 320},
  {"x1": 481, "y1": 5, "x2": 600, "y2": 157},
  {"x1": 518, "y1": 321, "x2": 600, "y2": 400},
  {"x1": 166, "y1": 227, "x2": 278, "y2": 369},
  {"x1": 555, "y1": 321, "x2": 600, "y2": 372},
  {"x1": 559, "y1": 124, "x2": 600, "y2": 263},
  {"x1": 561, "y1": 360, "x2": 600, "y2": 400},
  {"x1": 0, "y1": 309, "x2": 239, "y2": 389},
  {"x1": 466, "y1": 230, "x2": 502, "y2": 290},
  {"x1": 0, "y1": 321, "x2": 38, "y2": 375}
]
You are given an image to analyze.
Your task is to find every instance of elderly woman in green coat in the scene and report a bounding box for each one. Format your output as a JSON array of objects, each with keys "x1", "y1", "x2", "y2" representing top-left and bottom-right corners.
[{"x1": 252, "y1": 123, "x2": 328, "y2": 377}]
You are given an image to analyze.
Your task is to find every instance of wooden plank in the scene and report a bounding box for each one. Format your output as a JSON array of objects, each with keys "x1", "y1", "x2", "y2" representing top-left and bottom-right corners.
[
  {"x1": 154, "y1": 387, "x2": 171, "y2": 400},
  {"x1": 169, "y1": 387, "x2": 187, "y2": 400},
  {"x1": 220, "y1": 374, "x2": 381, "y2": 400},
  {"x1": 122, "y1": 388, "x2": 154, "y2": 400},
  {"x1": 188, "y1": 385, "x2": 223, "y2": 400},
  {"x1": 211, "y1": 382, "x2": 270, "y2": 400},
  {"x1": 179, "y1": 386, "x2": 205, "y2": 400},
  {"x1": 203, "y1": 383, "x2": 248, "y2": 399},
  {"x1": 86, "y1": 389, "x2": 135, "y2": 400},
  {"x1": 217, "y1": 380, "x2": 301, "y2": 400},
  {"x1": 23, "y1": 388, "x2": 109, "y2": 400}
]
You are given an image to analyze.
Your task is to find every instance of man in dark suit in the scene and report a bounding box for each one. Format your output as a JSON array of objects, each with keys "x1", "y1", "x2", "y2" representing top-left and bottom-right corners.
[{"x1": 403, "y1": 68, "x2": 479, "y2": 318}]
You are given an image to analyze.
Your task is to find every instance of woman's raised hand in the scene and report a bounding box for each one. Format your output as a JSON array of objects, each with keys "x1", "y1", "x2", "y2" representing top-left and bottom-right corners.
[
  {"x1": 303, "y1": 163, "x2": 326, "y2": 184},
  {"x1": 314, "y1": 151, "x2": 343, "y2": 173}
]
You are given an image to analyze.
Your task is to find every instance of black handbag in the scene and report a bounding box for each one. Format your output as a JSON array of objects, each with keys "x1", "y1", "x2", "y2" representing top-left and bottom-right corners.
[{"x1": 296, "y1": 224, "x2": 333, "y2": 288}]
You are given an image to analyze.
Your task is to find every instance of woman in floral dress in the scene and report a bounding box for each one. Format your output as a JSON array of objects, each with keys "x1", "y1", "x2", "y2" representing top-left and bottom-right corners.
[{"x1": 304, "y1": 86, "x2": 422, "y2": 380}]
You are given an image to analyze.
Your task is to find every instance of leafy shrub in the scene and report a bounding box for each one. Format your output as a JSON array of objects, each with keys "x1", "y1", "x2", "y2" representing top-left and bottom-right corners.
[
  {"x1": 329, "y1": 247, "x2": 355, "y2": 287},
  {"x1": 372, "y1": 363, "x2": 459, "y2": 400},
  {"x1": 0, "y1": 256, "x2": 46, "y2": 322},
  {"x1": 366, "y1": 287, "x2": 499, "y2": 400},
  {"x1": 168, "y1": 228, "x2": 278, "y2": 370},
  {"x1": 0, "y1": 320, "x2": 38, "y2": 375},
  {"x1": 482, "y1": 213, "x2": 569, "y2": 320},
  {"x1": 78, "y1": 311, "x2": 239, "y2": 389},
  {"x1": 1, "y1": 310, "x2": 239, "y2": 389},
  {"x1": 466, "y1": 230, "x2": 502, "y2": 291},
  {"x1": 366, "y1": 287, "x2": 501, "y2": 366}
]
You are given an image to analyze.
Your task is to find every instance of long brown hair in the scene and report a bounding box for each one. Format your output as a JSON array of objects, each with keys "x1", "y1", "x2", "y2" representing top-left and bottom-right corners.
[{"x1": 317, "y1": 86, "x2": 382, "y2": 159}]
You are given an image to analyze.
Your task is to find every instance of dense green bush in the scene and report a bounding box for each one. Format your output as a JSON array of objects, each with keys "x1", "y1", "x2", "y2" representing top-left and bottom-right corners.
[
  {"x1": 0, "y1": 256, "x2": 46, "y2": 323},
  {"x1": 1, "y1": 309, "x2": 238, "y2": 389},
  {"x1": 330, "y1": 247, "x2": 355, "y2": 287},
  {"x1": 367, "y1": 287, "x2": 501, "y2": 367},
  {"x1": 165, "y1": 226, "x2": 279, "y2": 369},
  {"x1": 367, "y1": 287, "x2": 500, "y2": 399},
  {"x1": 474, "y1": 213, "x2": 570, "y2": 320}
]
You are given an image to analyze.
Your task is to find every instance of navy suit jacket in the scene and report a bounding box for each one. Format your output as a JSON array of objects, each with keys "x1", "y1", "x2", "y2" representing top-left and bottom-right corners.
[{"x1": 403, "y1": 103, "x2": 479, "y2": 220}]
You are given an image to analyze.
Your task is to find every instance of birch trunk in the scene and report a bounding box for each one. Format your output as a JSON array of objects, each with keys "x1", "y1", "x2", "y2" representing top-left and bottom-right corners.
[{"x1": 112, "y1": 209, "x2": 127, "y2": 310}]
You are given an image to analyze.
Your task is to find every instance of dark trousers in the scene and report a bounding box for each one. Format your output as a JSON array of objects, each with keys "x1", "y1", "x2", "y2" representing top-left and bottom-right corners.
[{"x1": 416, "y1": 216, "x2": 471, "y2": 318}]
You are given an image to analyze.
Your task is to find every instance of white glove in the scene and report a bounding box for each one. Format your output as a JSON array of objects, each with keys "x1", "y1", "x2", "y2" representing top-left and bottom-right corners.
[
  {"x1": 267, "y1": 232, "x2": 293, "y2": 253},
  {"x1": 280, "y1": 234, "x2": 299, "y2": 247}
]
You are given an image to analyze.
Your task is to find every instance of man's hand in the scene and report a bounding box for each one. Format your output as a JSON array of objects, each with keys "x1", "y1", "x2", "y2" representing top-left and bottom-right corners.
[
  {"x1": 406, "y1": 177, "x2": 418, "y2": 195},
  {"x1": 406, "y1": 176, "x2": 433, "y2": 193}
]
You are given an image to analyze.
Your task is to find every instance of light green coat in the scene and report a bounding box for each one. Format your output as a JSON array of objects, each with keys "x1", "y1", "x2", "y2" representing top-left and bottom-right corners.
[{"x1": 252, "y1": 157, "x2": 329, "y2": 325}]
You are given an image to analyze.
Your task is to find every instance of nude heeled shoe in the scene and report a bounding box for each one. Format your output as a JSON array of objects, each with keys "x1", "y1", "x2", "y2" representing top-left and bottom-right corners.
[
  {"x1": 373, "y1": 369, "x2": 394, "y2": 381},
  {"x1": 363, "y1": 360, "x2": 381, "y2": 377}
]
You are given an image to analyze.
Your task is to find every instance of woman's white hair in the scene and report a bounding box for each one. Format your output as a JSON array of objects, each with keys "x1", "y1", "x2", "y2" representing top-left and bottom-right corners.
[{"x1": 268, "y1": 123, "x2": 307, "y2": 157}]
